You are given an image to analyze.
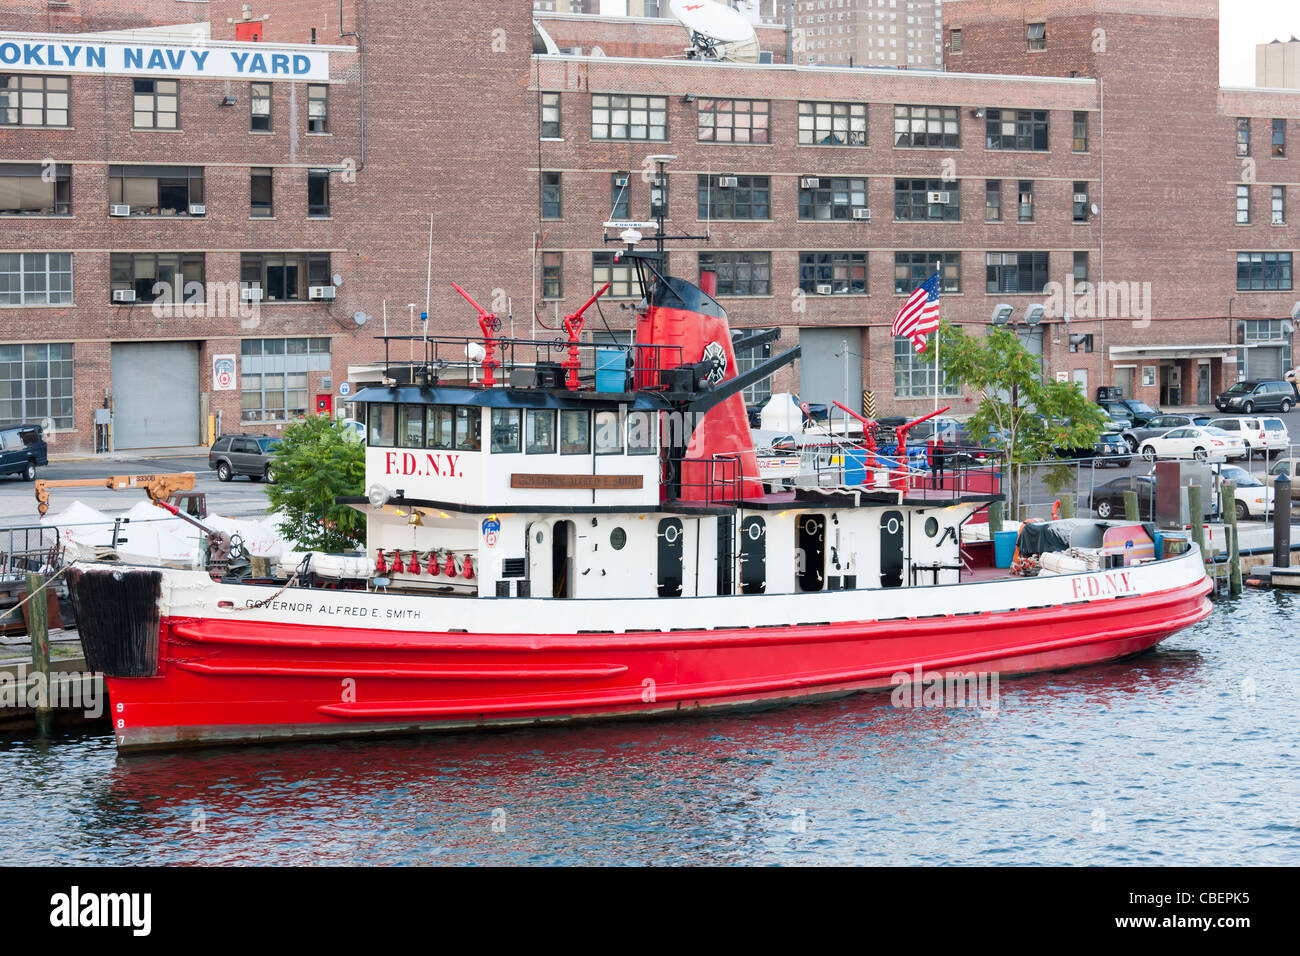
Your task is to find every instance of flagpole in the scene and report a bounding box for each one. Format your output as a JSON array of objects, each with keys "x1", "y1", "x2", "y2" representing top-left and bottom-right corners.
[{"x1": 933, "y1": 260, "x2": 941, "y2": 413}]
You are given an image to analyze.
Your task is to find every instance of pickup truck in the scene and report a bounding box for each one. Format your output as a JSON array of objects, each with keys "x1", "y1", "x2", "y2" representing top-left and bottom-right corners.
[{"x1": 1267, "y1": 458, "x2": 1300, "y2": 500}]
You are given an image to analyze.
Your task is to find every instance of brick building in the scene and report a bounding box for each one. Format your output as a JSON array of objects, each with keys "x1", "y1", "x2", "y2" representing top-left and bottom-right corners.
[{"x1": 1, "y1": 0, "x2": 1297, "y2": 455}]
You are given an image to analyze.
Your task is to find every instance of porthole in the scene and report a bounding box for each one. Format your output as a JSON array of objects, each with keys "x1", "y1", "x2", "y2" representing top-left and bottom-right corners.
[
  {"x1": 925, "y1": 517, "x2": 940, "y2": 538},
  {"x1": 610, "y1": 527, "x2": 627, "y2": 550}
]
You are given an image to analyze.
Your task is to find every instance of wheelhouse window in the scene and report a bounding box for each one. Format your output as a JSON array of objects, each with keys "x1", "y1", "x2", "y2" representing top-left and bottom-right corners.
[
  {"x1": 895, "y1": 252, "x2": 960, "y2": 295},
  {"x1": 398, "y1": 405, "x2": 425, "y2": 447},
  {"x1": 240, "y1": 253, "x2": 332, "y2": 302},
  {"x1": 0, "y1": 343, "x2": 74, "y2": 429},
  {"x1": 525, "y1": 409, "x2": 557, "y2": 454},
  {"x1": 560, "y1": 409, "x2": 590, "y2": 454},
  {"x1": 110, "y1": 252, "x2": 204, "y2": 304},
  {"x1": 132, "y1": 78, "x2": 179, "y2": 129},
  {"x1": 250, "y1": 82, "x2": 271, "y2": 131},
  {"x1": 0, "y1": 163, "x2": 70, "y2": 216},
  {"x1": 307, "y1": 84, "x2": 329, "y2": 133},
  {"x1": 986, "y1": 109, "x2": 1048, "y2": 151},
  {"x1": 697, "y1": 98, "x2": 769, "y2": 144},
  {"x1": 627, "y1": 411, "x2": 656, "y2": 455},
  {"x1": 591, "y1": 93, "x2": 667, "y2": 141},
  {"x1": 109, "y1": 166, "x2": 204, "y2": 216},
  {"x1": 986, "y1": 252, "x2": 1050, "y2": 294},
  {"x1": 698, "y1": 252, "x2": 770, "y2": 296},
  {"x1": 592, "y1": 251, "x2": 637, "y2": 298},
  {"x1": 1237, "y1": 251, "x2": 1293, "y2": 291},
  {"x1": 491, "y1": 408, "x2": 521, "y2": 452},
  {"x1": 368, "y1": 404, "x2": 395, "y2": 446},
  {"x1": 427, "y1": 406, "x2": 454, "y2": 449},
  {"x1": 0, "y1": 74, "x2": 69, "y2": 127},
  {"x1": 698, "y1": 174, "x2": 770, "y2": 220},
  {"x1": 455, "y1": 407, "x2": 481, "y2": 451},
  {"x1": 798, "y1": 252, "x2": 867, "y2": 295},
  {"x1": 798, "y1": 176, "x2": 867, "y2": 220},
  {"x1": 893, "y1": 105, "x2": 959, "y2": 149},
  {"x1": 894, "y1": 179, "x2": 960, "y2": 221},
  {"x1": 0, "y1": 253, "x2": 72, "y2": 306},
  {"x1": 594, "y1": 409, "x2": 622, "y2": 454},
  {"x1": 540, "y1": 91, "x2": 561, "y2": 138},
  {"x1": 798, "y1": 101, "x2": 867, "y2": 146},
  {"x1": 308, "y1": 169, "x2": 331, "y2": 217}
]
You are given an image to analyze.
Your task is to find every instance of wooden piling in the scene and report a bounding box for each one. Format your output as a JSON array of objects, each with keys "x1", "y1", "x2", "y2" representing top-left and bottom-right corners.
[
  {"x1": 24, "y1": 573, "x2": 51, "y2": 736},
  {"x1": 1188, "y1": 484, "x2": 1205, "y2": 562},
  {"x1": 1059, "y1": 496, "x2": 1076, "y2": 519},
  {"x1": 1123, "y1": 490, "x2": 1140, "y2": 522},
  {"x1": 1223, "y1": 481, "x2": 1242, "y2": 596},
  {"x1": 988, "y1": 500, "x2": 1004, "y2": 536}
]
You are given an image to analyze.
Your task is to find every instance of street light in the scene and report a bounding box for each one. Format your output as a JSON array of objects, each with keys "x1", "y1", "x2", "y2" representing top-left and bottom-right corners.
[{"x1": 991, "y1": 304, "x2": 1014, "y2": 326}]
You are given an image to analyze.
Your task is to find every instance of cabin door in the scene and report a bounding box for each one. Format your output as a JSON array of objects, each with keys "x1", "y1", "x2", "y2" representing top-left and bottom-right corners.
[
  {"x1": 552, "y1": 520, "x2": 574, "y2": 599},
  {"x1": 880, "y1": 510, "x2": 904, "y2": 588},
  {"x1": 657, "y1": 518, "x2": 684, "y2": 597},
  {"x1": 527, "y1": 521, "x2": 552, "y2": 598},
  {"x1": 739, "y1": 516, "x2": 767, "y2": 594},
  {"x1": 797, "y1": 514, "x2": 826, "y2": 592}
]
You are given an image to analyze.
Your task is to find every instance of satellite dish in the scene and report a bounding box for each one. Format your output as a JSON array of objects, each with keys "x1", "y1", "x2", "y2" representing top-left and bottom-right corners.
[
  {"x1": 332, "y1": 273, "x2": 344, "y2": 287},
  {"x1": 1290, "y1": 301, "x2": 1300, "y2": 322},
  {"x1": 670, "y1": 0, "x2": 761, "y2": 63},
  {"x1": 1090, "y1": 203, "x2": 1100, "y2": 216},
  {"x1": 353, "y1": 311, "x2": 369, "y2": 327},
  {"x1": 589, "y1": 45, "x2": 606, "y2": 58}
]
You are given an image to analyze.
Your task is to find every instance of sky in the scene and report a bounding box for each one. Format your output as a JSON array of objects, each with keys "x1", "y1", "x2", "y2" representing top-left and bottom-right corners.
[{"x1": 1221, "y1": 0, "x2": 1300, "y2": 86}]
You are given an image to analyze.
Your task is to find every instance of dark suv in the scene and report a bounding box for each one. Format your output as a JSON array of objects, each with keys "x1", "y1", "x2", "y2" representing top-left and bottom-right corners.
[
  {"x1": 1214, "y1": 379, "x2": 1295, "y2": 414},
  {"x1": 209, "y1": 435, "x2": 281, "y2": 483},
  {"x1": 0, "y1": 424, "x2": 48, "y2": 480}
]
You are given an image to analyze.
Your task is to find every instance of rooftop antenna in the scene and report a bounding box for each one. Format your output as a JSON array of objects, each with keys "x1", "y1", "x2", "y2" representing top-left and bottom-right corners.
[{"x1": 670, "y1": 0, "x2": 761, "y2": 63}]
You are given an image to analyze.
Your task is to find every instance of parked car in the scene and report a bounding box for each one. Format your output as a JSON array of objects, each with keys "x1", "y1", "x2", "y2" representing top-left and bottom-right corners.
[
  {"x1": 1139, "y1": 425, "x2": 1247, "y2": 462},
  {"x1": 1099, "y1": 398, "x2": 1161, "y2": 426},
  {"x1": 209, "y1": 434, "x2": 281, "y2": 483},
  {"x1": 1267, "y1": 458, "x2": 1300, "y2": 500},
  {"x1": 0, "y1": 423, "x2": 47, "y2": 481},
  {"x1": 340, "y1": 418, "x2": 366, "y2": 442},
  {"x1": 1089, "y1": 475, "x2": 1156, "y2": 519},
  {"x1": 1120, "y1": 414, "x2": 1209, "y2": 453},
  {"x1": 1206, "y1": 416, "x2": 1290, "y2": 459},
  {"x1": 1216, "y1": 464, "x2": 1273, "y2": 521},
  {"x1": 1214, "y1": 379, "x2": 1295, "y2": 414}
]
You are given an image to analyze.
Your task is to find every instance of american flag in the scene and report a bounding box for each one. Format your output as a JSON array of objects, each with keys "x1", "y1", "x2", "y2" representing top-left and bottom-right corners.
[{"x1": 892, "y1": 272, "x2": 941, "y2": 353}]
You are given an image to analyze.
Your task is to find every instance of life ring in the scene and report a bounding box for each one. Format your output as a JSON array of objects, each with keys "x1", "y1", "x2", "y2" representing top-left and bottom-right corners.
[{"x1": 1051, "y1": 499, "x2": 1061, "y2": 520}]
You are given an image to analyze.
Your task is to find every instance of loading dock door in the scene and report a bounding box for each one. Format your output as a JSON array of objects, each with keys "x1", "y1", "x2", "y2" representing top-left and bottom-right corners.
[{"x1": 110, "y1": 342, "x2": 200, "y2": 449}]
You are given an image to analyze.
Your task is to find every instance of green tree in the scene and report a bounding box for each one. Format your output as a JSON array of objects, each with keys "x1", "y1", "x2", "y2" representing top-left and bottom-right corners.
[
  {"x1": 265, "y1": 416, "x2": 366, "y2": 552},
  {"x1": 925, "y1": 321, "x2": 1108, "y2": 517}
]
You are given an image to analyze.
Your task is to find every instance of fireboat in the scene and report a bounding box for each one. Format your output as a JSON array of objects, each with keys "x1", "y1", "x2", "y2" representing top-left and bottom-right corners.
[{"x1": 67, "y1": 161, "x2": 1212, "y2": 752}]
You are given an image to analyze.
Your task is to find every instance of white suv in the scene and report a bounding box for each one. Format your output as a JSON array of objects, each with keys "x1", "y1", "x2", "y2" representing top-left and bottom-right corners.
[{"x1": 1207, "y1": 416, "x2": 1290, "y2": 458}]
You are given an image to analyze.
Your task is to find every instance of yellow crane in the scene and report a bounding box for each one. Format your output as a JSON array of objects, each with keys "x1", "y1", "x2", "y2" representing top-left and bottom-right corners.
[{"x1": 34, "y1": 473, "x2": 197, "y2": 517}]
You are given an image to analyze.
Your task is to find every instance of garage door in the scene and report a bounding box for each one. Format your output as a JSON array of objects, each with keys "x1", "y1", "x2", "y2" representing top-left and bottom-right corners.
[
  {"x1": 798, "y1": 328, "x2": 863, "y2": 408},
  {"x1": 1248, "y1": 344, "x2": 1285, "y2": 381},
  {"x1": 110, "y1": 342, "x2": 200, "y2": 449}
]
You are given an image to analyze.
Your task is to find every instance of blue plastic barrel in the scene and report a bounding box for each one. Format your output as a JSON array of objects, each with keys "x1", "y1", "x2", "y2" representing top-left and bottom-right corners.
[
  {"x1": 994, "y1": 530, "x2": 1018, "y2": 569},
  {"x1": 595, "y1": 349, "x2": 626, "y2": 392}
]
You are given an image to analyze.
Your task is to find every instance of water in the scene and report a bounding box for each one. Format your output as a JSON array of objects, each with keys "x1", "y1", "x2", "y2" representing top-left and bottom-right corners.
[{"x1": 2, "y1": 590, "x2": 1297, "y2": 866}]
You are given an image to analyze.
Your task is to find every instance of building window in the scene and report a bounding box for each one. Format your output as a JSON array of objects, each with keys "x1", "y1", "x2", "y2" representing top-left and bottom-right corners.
[
  {"x1": 893, "y1": 104, "x2": 959, "y2": 148},
  {"x1": 0, "y1": 74, "x2": 69, "y2": 127},
  {"x1": 895, "y1": 337, "x2": 958, "y2": 399},
  {"x1": 1273, "y1": 118, "x2": 1286, "y2": 157},
  {"x1": 0, "y1": 252, "x2": 72, "y2": 306},
  {"x1": 240, "y1": 338, "x2": 330, "y2": 422},
  {"x1": 0, "y1": 343, "x2": 73, "y2": 429},
  {"x1": 1018, "y1": 180, "x2": 1034, "y2": 222},
  {"x1": 591, "y1": 93, "x2": 667, "y2": 141},
  {"x1": 1073, "y1": 182, "x2": 1090, "y2": 222},
  {"x1": 1073, "y1": 111, "x2": 1088, "y2": 152},
  {"x1": 307, "y1": 84, "x2": 329, "y2": 133},
  {"x1": 542, "y1": 251, "x2": 563, "y2": 300},
  {"x1": 950, "y1": 28, "x2": 963, "y2": 53},
  {"x1": 1027, "y1": 22, "x2": 1046, "y2": 51},
  {"x1": 735, "y1": 334, "x2": 774, "y2": 405},
  {"x1": 540, "y1": 171, "x2": 562, "y2": 219},
  {"x1": 797, "y1": 101, "x2": 867, "y2": 146},
  {"x1": 697, "y1": 98, "x2": 769, "y2": 144},
  {"x1": 1236, "y1": 184, "x2": 1250, "y2": 224},
  {"x1": 986, "y1": 109, "x2": 1048, "y2": 151},
  {"x1": 109, "y1": 165, "x2": 204, "y2": 216},
  {"x1": 986, "y1": 252, "x2": 1050, "y2": 294},
  {"x1": 894, "y1": 178, "x2": 960, "y2": 221},
  {"x1": 1237, "y1": 118, "x2": 1251, "y2": 157},
  {"x1": 0, "y1": 163, "x2": 70, "y2": 216},
  {"x1": 985, "y1": 179, "x2": 1001, "y2": 221},
  {"x1": 798, "y1": 176, "x2": 867, "y2": 220},
  {"x1": 798, "y1": 252, "x2": 867, "y2": 295},
  {"x1": 1236, "y1": 251, "x2": 1293, "y2": 291},
  {"x1": 308, "y1": 169, "x2": 331, "y2": 217},
  {"x1": 1074, "y1": 251, "x2": 1089, "y2": 283},
  {"x1": 698, "y1": 174, "x2": 770, "y2": 220},
  {"x1": 611, "y1": 172, "x2": 630, "y2": 219},
  {"x1": 110, "y1": 252, "x2": 204, "y2": 304},
  {"x1": 132, "y1": 78, "x2": 179, "y2": 129},
  {"x1": 1273, "y1": 185, "x2": 1286, "y2": 225},
  {"x1": 251, "y1": 167, "x2": 273, "y2": 217},
  {"x1": 698, "y1": 252, "x2": 771, "y2": 296},
  {"x1": 894, "y1": 252, "x2": 960, "y2": 294},
  {"x1": 593, "y1": 251, "x2": 637, "y2": 298},
  {"x1": 240, "y1": 253, "x2": 332, "y2": 301},
  {"x1": 540, "y1": 91, "x2": 561, "y2": 138},
  {"x1": 250, "y1": 82, "x2": 271, "y2": 131}
]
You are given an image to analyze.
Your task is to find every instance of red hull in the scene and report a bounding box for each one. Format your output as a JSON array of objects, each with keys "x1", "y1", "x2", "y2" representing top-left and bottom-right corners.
[{"x1": 107, "y1": 575, "x2": 1212, "y2": 752}]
